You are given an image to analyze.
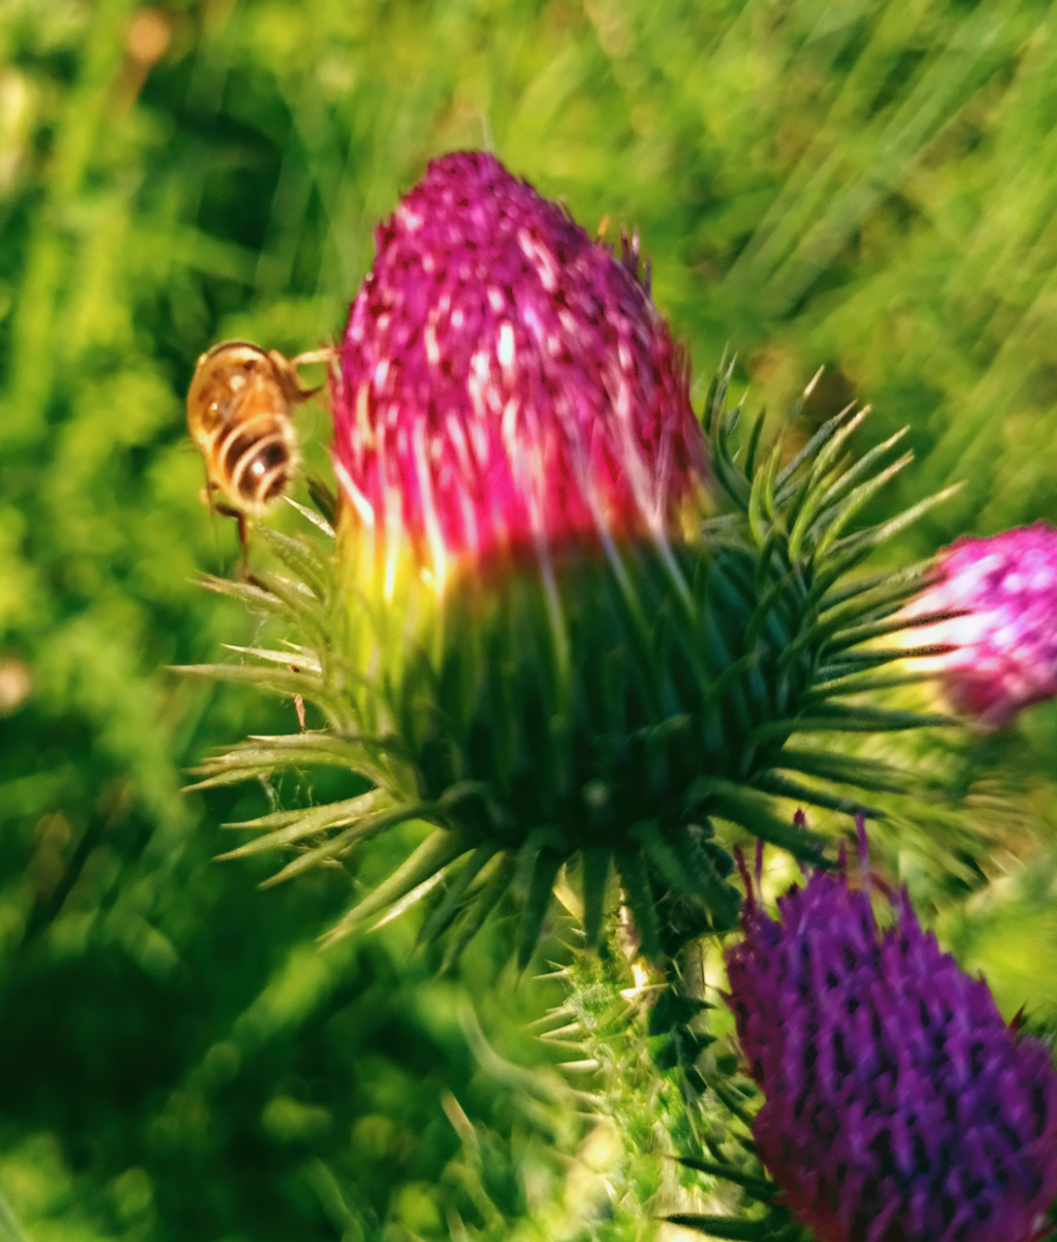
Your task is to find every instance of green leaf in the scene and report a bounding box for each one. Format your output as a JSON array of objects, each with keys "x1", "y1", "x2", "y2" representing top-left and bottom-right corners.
[
  {"x1": 173, "y1": 662, "x2": 322, "y2": 695},
  {"x1": 814, "y1": 643, "x2": 956, "y2": 679},
  {"x1": 321, "y1": 826, "x2": 474, "y2": 945},
  {"x1": 255, "y1": 525, "x2": 330, "y2": 600},
  {"x1": 813, "y1": 424, "x2": 909, "y2": 516},
  {"x1": 184, "y1": 739, "x2": 393, "y2": 791},
  {"x1": 743, "y1": 408, "x2": 767, "y2": 479},
  {"x1": 749, "y1": 771, "x2": 881, "y2": 818},
  {"x1": 441, "y1": 853, "x2": 516, "y2": 973},
  {"x1": 305, "y1": 473, "x2": 339, "y2": 529},
  {"x1": 806, "y1": 669, "x2": 937, "y2": 699},
  {"x1": 826, "y1": 607, "x2": 967, "y2": 654},
  {"x1": 747, "y1": 441, "x2": 780, "y2": 546},
  {"x1": 417, "y1": 841, "x2": 501, "y2": 946},
  {"x1": 819, "y1": 558, "x2": 937, "y2": 612},
  {"x1": 804, "y1": 403, "x2": 868, "y2": 486},
  {"x1": 774, "y1": 400, "x2": 853, "y2": 496},
  {"x1": 811, "y1": 449, "x2": 914, "y2": 559},
  {"x1": 517, "y1": 846, "x2": 567, "y2": 969},
  {"x1": 776, "y1": 748, "x2": 913, "y2": 794},
  {"x1": 182, "y1": 765, "x2": 274, "y2": 791},
  {"x1": 580, "y1": 847, "x2": 611, "y2": 950},
  {"x1": 196, "y1": 573, "x2": 293, "y2": 620},
  {"x1": 668, "y1": 823, "x2": 742, "y2": 929},
  {"x1": 172, "y1": 664, "x2": 349, "y2": 726},
  {"x1": 249, "y1": 570, "x2": 331, "y2": 643},
  {"x1": 661, "y1": 1215, "x2": 769, "y2": 1240},
  {"x1": 676, "y1": 1157, "x2": 775, "y2": 1202},
  {"x1": 261, "y1": 802, "x2": 437, "y2": 887},
  {"x1": 688, "y1": 777, "x2": 827, "y2": 861},
  {"x1": 285, "y1": 495, "x2": 336, "y2": 539},
  {"x1": 222, "y1": 644, "x2": 322, "y2": 674},
  {"x1": 214, "y1": 791, "x2": 390, "y2": 860},
  {"x1": 786, "y1": 406, "x2": 867, "y2": 558},
  {"x1": 702, "y1": 357, "x2": 729, "y2": 437},
  {"x1": 615, "y1": 846, "x2": 663, "y2": 961},
  {"x1": 821, "y1": 483, "x2": 964, "y2": 582},
  {"x1": 782, "y1": 704, "x2": 958, "y2": 733}
]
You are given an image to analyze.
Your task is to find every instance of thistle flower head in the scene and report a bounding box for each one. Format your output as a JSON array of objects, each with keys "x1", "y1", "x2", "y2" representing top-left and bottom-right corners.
[
  {"x1": 726, "y1": 819, "x2": 1057, "y2": 1242},
  {"x1": 188, "y1": 158, "x2": 955, "y2": 970},
  {"x1": 332, "y1": 151, "x2": 704, "y2": 582},
  {"x1": 907, "y1": 523, "x2": 1057, "y2": 726}
]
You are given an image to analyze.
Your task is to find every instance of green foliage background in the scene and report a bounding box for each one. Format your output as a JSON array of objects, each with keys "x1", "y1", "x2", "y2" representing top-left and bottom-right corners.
[{"x1": 3, "y1": 0, "x2": 1057, "y2": 1238}]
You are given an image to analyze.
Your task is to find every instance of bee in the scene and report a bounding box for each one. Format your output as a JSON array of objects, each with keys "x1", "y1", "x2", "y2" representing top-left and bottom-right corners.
[{"x1": 187, "y1": 340, "x2": 330, "y2": 514}]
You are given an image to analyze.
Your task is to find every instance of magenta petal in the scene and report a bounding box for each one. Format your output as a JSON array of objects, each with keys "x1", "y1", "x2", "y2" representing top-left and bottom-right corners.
[
  {"x1": 332, "y1": 151, "x2": 705, "y2": 573},
  {"x1": 908, "y1": 522, "x2": 1057, "y2": 726}
]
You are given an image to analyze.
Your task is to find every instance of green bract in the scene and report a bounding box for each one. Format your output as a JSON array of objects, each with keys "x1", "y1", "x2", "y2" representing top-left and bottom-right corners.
[{"x1": 181, "y1": 363, "x2": 957, "y2": 968}]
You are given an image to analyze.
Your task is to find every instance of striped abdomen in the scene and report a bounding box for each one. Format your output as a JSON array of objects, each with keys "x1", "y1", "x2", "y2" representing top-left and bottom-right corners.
[
  {"x1": 214, "y1": 411, "x2": 294, "y2": 512},
  {"x1": 187, "y1": 342, "x2": 300, "y2": 516}
]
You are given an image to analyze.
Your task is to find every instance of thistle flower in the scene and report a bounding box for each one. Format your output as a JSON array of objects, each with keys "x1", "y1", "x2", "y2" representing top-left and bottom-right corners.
[
  {"x1": 333, "y1": 150, "x2": 705, "y2": 580},
  {"x1": 186, "y1": 154, "x2": 953, "y2": 967},
  {"x1": 726, "y1": 818, "x2": 1057, "y2": 1242},
  {"x1": 904, "y1": 523, "x2": 1057, "y2": 727}
]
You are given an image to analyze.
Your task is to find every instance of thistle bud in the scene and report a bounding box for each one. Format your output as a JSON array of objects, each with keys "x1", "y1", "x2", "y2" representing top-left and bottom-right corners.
[
  {"x1": 333, "y1": 150, "x2": 705, "y2": 579},
  {"x1": 906, "y1": 523, "x2": 1057, "y2": 727},
  {"x1": 726, "y1": 819, "x2": 1057, "y2": 1242},
  {"x1": 188, "y1": 154, "x2": 951, "y2": 969}
]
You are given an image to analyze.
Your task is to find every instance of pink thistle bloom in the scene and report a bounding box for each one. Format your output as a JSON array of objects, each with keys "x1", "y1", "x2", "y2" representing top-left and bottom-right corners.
[
  {"x1": 332, "y1": 152, "x2": 705, "y2": 583},
  {"x1": 727, "y1": 820, "x2": 1057, "y2": 1242},
  {"x1": 906, "y1": 523, "x2": 1057, "y2": 727}
]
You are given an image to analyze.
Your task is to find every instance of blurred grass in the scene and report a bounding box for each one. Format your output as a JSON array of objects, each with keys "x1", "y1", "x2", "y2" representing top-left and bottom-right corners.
[{"x1": 3, "y1": 0, "x2": 1057, "y2": 1237}]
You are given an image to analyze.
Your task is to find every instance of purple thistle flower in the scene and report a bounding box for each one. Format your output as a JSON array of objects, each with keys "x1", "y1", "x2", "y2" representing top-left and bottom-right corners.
[
  {"x1": 726, "y1": 818, "x2": 1057, "y2": 1242},
  {"x1": 906, "y1": 523, "x2": 1057, "y2": 727},
  {"x1": 332, "y1": 151, "x2": 705, "y2": 582}
]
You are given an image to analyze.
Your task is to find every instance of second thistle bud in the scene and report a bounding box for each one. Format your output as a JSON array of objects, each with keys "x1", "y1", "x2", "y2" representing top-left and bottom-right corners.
[
  {"x1": 906, "y1": 522, "x2": 1057, "y2": 727},
  {"x1": 726, "y1": 820, "x2": 1057, "y2": 1242}
]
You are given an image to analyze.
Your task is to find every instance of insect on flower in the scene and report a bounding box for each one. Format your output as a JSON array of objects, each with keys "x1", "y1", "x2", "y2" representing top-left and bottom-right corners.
[{"x1": 186, "y1": 340, "x2": 331, "y2": 548}]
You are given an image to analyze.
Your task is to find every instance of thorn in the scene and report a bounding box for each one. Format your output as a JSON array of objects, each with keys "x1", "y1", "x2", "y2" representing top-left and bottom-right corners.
[
  {"x1": 526, "y1": 1008, "x2": 575, "y2": 1030},
  {"x1": 557, "y1": 1059, "x2": 600, "y2": 1073},
  {"x1": 596, "y1": 214, "x2": 609, "y2": 240},
  {"x1": 440, "y1": 1092, "x2": 476, "y2": 1145},
  {"x1": 734, "y1": 845, "x2": 752, "y2": 901},
  {"x1": 539, "y1": 1022, "x2": 583, "y2": 1041},
  {"x1": 804, "y1": 365, "x2": 824, "y2": 399},
  {"x1": 291, "y1": 347, "x2": 334, "y2": 368},
  {"x1": 618, "y1": 982, "x2": 667, "y2": 1000},
  {"x1": 855, "y1": 812, "x2": 869, "y2": 876}
]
